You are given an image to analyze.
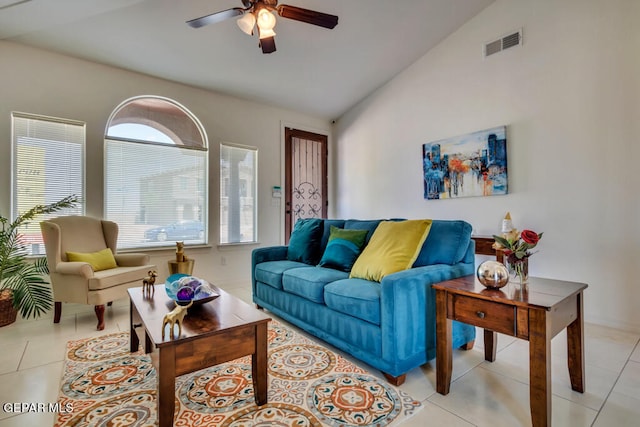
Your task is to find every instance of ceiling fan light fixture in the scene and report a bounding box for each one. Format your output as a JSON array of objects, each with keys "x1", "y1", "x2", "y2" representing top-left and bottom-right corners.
[
  {"x1": 258, "y1": 26, "x2": 276, "y2": 39},
  {"x1": 256, "y1": 8, "x2": 276, "y2": 32},
  {"x1": 187, "y1": 0, "x2": 338, "y2": 54},
  {"x1": 259, "y1": 35, "x2": 276, "y2": 54},
  {"x1": 237, "y1": 12, "x2": 256, "y2": 35}
]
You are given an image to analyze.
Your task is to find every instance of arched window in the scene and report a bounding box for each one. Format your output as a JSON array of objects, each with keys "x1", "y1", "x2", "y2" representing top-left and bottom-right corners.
[{"x1": 104, "y1": 96, "x2": 208, "y2": 249}]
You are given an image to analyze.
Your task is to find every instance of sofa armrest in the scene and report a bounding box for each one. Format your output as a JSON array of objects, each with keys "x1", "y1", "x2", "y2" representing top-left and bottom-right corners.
[
  {"x1": 114, "y1": 253, "x2": 151, "y2": 267},
  {"x1": 379, "y1": 263, "x2": 474, "y2": 362},
  {"x1": 252, "y1": 246, "x2": 288, "y2": 264},
  {"x1": 54, "y1": 261, "x2": 94, "y2": 278},
  {"x1": 251, "y1": 246, "x2": 289, "y2": 291}
]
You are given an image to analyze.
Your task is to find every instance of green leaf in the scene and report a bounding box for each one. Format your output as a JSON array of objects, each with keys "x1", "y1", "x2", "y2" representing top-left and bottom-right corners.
[
  {"x1": 1, "y1": 195, "x2": 78, "y2": 319},
  {"x1": 492, "y1": 235, "x2": 511, "y2": 249}
]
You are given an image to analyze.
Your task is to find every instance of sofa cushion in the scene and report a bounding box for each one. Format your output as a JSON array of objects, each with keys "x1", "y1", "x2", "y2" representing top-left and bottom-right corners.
[
  {"x1": 320, "y1": 219, "x2": 346, "y2": 253},
  {"x1": 88, "y1": 265, "x2": 152, "y2": 290},
  {"x1": 350, "y1": 219, "x2": 432, "y2": 282},
  {"x1": 324, "y1": 279, "x2": 381, "y2": 325},
  {"x1": 318, "y1": 226, "x2": 368, "y2": 272},
  {"x1": 282, "y1": 267, "x2": 349, "y2": 304},
  {"x1": 413, "y1": 220, "x2": 472, "y2": 266},
  {"x1": 255, "y1": 260, "x2": 308, "y2": 289},
  {"x1": 287, "y1": 218, "x2": 324, "y2": 264},
  {"x1": 344, "y1": 219, "x2": 382, "y2": 243}
]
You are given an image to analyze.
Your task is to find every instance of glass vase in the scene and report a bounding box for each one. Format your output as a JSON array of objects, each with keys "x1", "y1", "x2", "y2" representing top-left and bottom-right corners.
[{"x1": 508, "y1": 257, "x2": 529, "y2": 285}]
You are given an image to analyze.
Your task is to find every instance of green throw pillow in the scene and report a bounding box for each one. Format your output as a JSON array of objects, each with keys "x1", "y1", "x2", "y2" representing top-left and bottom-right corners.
[
  {"x1": 350, "y1": 219, "x2": 432, "y2": 282},
  {"x1": 66, "y1": 248, "x2": 118, "y2": 271},
  {"x1": 287, "y1": 218, "x2": 324, "y2": 265},
  {"x1": 318, "y1": 226, "x2": 369, "y2": 272}
]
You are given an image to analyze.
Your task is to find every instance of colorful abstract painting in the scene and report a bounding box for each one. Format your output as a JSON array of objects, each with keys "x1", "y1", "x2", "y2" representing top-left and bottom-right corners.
[{"x1": 423, "y1": 126, "x2": 507, "y2": 200}]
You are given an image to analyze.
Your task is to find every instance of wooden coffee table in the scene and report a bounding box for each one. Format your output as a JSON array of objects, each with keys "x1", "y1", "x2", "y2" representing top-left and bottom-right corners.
[
  {"x1": 433, "y1": 276, "x2": 587, "y2": 427},
  {"x1": 128, "y1": 284, "x2": 271, "y2": 427}
]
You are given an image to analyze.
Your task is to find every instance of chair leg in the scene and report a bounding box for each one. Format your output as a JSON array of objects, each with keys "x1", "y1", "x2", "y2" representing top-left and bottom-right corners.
[
  {"x1": 53, "y1": 302, "x2": 62, "y2": 323},
  {"x1": 95, "y1": 305, "x2": 106, "y2": 330}
]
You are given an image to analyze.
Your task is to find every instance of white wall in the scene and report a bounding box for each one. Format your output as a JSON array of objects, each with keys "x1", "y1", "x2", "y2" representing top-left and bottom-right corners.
[
  {"x1": 0, "y1": 41, "x2": 331, "y2": 287},
  {"x1": 334, "y1": 0, "x2": 640, "y2": 331}
]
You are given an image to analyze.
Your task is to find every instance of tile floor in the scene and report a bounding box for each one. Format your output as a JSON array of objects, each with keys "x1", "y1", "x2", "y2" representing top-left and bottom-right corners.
[{"x1": 0, "y1": 282, "x2": 638, "y2": 427}]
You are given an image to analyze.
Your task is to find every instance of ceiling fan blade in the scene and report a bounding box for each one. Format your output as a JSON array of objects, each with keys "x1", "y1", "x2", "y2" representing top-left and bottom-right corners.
[
  {"x1": 276, "y1": 4, "x2": 338, "y2": 29},
  {"x1": 186, "y1": 8, "x2": 244, "y2": 29}
]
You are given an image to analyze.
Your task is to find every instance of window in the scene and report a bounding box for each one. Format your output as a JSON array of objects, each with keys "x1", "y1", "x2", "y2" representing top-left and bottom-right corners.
[
  {"x1": 11, "y1": 112, "x2": 85, "y2": 255},
  {"x1": 104, "y1": 96, "x2": 208, "y2": 249},
  {"x1": 220, "y1": 143, "x2": 257, "y2": 244}
]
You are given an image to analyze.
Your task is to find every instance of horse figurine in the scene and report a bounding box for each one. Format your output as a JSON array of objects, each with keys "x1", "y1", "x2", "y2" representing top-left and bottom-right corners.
[
  {"x1": 142, "y1": 270, "x2": 158, "y2": 297},
  {"x1": 162, "y1": 300, "x2": 193, "y2": 339}
]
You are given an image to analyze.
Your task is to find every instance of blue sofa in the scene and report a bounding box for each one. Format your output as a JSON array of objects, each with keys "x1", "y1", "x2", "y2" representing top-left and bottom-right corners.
[{"x1": 251, "y1": 219, "x2": 476, "y2": 385}]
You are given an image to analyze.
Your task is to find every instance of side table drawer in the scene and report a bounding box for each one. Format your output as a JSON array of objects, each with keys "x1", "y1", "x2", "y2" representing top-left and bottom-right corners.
[{"x1": 449, "y1": 294, "x2": 516, "y2": 336}]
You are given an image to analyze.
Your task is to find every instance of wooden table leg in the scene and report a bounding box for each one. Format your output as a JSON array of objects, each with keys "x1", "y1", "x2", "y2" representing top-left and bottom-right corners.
[
  {"x1": 129, "y1": 301, "x2": 139, "y2": 353},
  {"x1": 145, "y1": 331, "x2": 152, "y2": 354},
  {"x1": 567, "y1": 292, "x2": 585, "y2": 392},
  {"x1": 436, "y1": 289, "x2": 452, "y2": 395},
  {"x1": 252, "y1": 322, "x2": 268, "y2": 405},
  {"x1": 529, "y1": 308, "x2": 551, "y2": 427},
  {"x1": 158, "y1": 346, "x2": 176, "y2": 427},
  {"x1": 484, "y1": 329, "x2": 497, "y2": 362}
]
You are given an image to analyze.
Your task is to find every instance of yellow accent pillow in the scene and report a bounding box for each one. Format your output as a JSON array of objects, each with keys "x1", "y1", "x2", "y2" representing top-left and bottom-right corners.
[
  {"x1": 66, "y1": 248, "x2": 118, "y2": 271},
  {"x1": 350, "y1": 220, "x2": 432, "y2": 282}
]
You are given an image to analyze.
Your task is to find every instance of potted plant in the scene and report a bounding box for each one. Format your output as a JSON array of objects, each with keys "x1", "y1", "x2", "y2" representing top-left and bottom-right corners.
[{"x1": 0, "y1": 195, "x2": 79, "y2": 325}]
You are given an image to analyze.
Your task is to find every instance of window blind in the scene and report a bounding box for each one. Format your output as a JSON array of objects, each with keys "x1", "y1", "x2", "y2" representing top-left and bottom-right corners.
[
  {"x1": 11, "y1": 113, "x2": 85, "y2": 255},
  {"x1": 104, "y1": 139, "x2": 207, "y2": 249},
  {"x1": 220, "y1": 143, "x2": 257, "y2": 244}
]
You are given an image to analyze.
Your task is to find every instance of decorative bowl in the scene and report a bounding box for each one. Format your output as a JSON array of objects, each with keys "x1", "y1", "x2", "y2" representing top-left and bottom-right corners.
[
  {"x1": 165, "y1": 274, "x2": 219, "y2": 306},
  {"x1": 476, "y1": 261, "x2": 509, "y2": 289}
]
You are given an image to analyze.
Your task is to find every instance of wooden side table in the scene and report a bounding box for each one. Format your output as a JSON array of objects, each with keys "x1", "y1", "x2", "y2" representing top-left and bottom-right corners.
[
  {"x1": 433, "y1": 276, "x2": 587, "y2": 427},
  {"x1": 471, "y1": 235, "x2": 504, "y2": 263}
]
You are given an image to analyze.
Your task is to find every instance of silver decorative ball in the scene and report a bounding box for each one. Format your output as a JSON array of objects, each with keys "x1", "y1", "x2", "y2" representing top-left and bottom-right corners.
[{"x1": 476, "y1": 261, "x2": 509, "y2": 289}]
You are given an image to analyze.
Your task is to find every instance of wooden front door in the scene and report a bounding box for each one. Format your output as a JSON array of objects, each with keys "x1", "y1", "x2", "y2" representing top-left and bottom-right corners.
[{"x1": 284, "y1": 128, "x2": 328, "y2": 243}]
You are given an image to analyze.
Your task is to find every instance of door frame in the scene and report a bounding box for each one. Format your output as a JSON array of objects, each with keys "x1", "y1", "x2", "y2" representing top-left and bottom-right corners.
[{"x1": 281, "y1": 125, "x2": 329, "y2": 244}]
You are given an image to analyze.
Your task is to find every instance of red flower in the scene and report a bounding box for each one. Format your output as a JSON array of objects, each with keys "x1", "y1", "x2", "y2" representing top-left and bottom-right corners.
[{"x1": 520, "y1": 229, "x2": 540, "y2": 245}]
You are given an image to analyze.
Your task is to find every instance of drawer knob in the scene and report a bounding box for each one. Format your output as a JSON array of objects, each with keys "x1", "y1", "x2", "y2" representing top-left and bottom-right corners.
[
  {"x1": 132, "y1": 323, "x2": 142, "y2": 328},
  {"x1": 476, "y1": 311, "x2": 486, "y2": 319}
]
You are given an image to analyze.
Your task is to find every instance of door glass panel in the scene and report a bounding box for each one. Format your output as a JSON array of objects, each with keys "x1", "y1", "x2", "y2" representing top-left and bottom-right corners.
[{"x1": 290, "y1": 136, "x2": 324, "y2": 231}]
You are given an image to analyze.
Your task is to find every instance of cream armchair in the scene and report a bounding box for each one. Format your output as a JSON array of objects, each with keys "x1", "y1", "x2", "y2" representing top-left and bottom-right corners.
[{"x1": 40, "y1": 216, "x2": 155, "y2": 330}]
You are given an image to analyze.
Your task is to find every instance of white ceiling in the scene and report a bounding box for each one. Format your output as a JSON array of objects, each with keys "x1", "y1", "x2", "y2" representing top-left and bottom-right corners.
[{"x1": 0, "y1": 0, "x2": 494, "y2": 119}]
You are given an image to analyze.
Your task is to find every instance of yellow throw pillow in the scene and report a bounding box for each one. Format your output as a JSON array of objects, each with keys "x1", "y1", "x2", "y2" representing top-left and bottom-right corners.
[
  {"x1": 350, "y1": 220, "x2": 432, "y2": 282},
  {"x1": 66, "y1": 248, "x2": 118, "y2": 271}
]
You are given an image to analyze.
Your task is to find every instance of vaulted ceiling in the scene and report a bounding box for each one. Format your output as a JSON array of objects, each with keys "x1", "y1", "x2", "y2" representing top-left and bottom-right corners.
[{"x1": 0, "y1": 0, "x2": 494, "y2": 119}]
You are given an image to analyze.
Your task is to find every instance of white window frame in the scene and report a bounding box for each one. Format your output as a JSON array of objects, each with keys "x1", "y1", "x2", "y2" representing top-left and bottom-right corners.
[{"x1": 104, "y1": 96, "x2": 209, "y2": 250}]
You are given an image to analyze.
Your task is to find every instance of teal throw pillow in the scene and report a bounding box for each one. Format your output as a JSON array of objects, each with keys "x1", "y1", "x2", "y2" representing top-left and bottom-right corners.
[
  {"x1": 287, "y1": 218, "x2": 324, "y2": 265},
  {"x1": 318, "y1": 226, "x2": 369, "y2": 272}
]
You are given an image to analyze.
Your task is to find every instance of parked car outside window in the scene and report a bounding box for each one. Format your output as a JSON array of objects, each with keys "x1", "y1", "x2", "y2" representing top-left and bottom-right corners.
[{"x1": 144, "y1": 220, "x2": 205, "y2": 242}]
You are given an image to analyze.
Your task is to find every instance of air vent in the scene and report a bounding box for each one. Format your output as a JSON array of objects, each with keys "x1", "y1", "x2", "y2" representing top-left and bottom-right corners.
[{"x1": 484, "y1": 29, "x2": 522, "y2": 58}]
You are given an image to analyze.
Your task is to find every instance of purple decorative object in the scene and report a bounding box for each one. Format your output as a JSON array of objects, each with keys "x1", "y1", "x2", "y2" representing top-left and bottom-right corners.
[
  {"x1": 176, "y1": 286, "x2": 195, "y2": 301},
  {"x1": 164, "y1": 274, "x2": 219, "y2": 306}
]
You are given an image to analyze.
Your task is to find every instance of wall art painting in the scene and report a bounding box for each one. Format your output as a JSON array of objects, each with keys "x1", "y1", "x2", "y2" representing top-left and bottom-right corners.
[{"x1": 423, "y1": 126, "x2": 507, "y2": 200}]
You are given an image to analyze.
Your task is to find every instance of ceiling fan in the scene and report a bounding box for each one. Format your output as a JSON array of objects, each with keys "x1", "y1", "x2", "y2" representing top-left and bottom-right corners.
[{"x1": 186, "y1": 0, "x2": 339, "y2": 54}]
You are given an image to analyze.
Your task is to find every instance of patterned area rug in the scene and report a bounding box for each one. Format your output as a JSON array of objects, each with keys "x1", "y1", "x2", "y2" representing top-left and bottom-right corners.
[{"x1": 55, "y1": 320, "x2": 422, "y2": 426}]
